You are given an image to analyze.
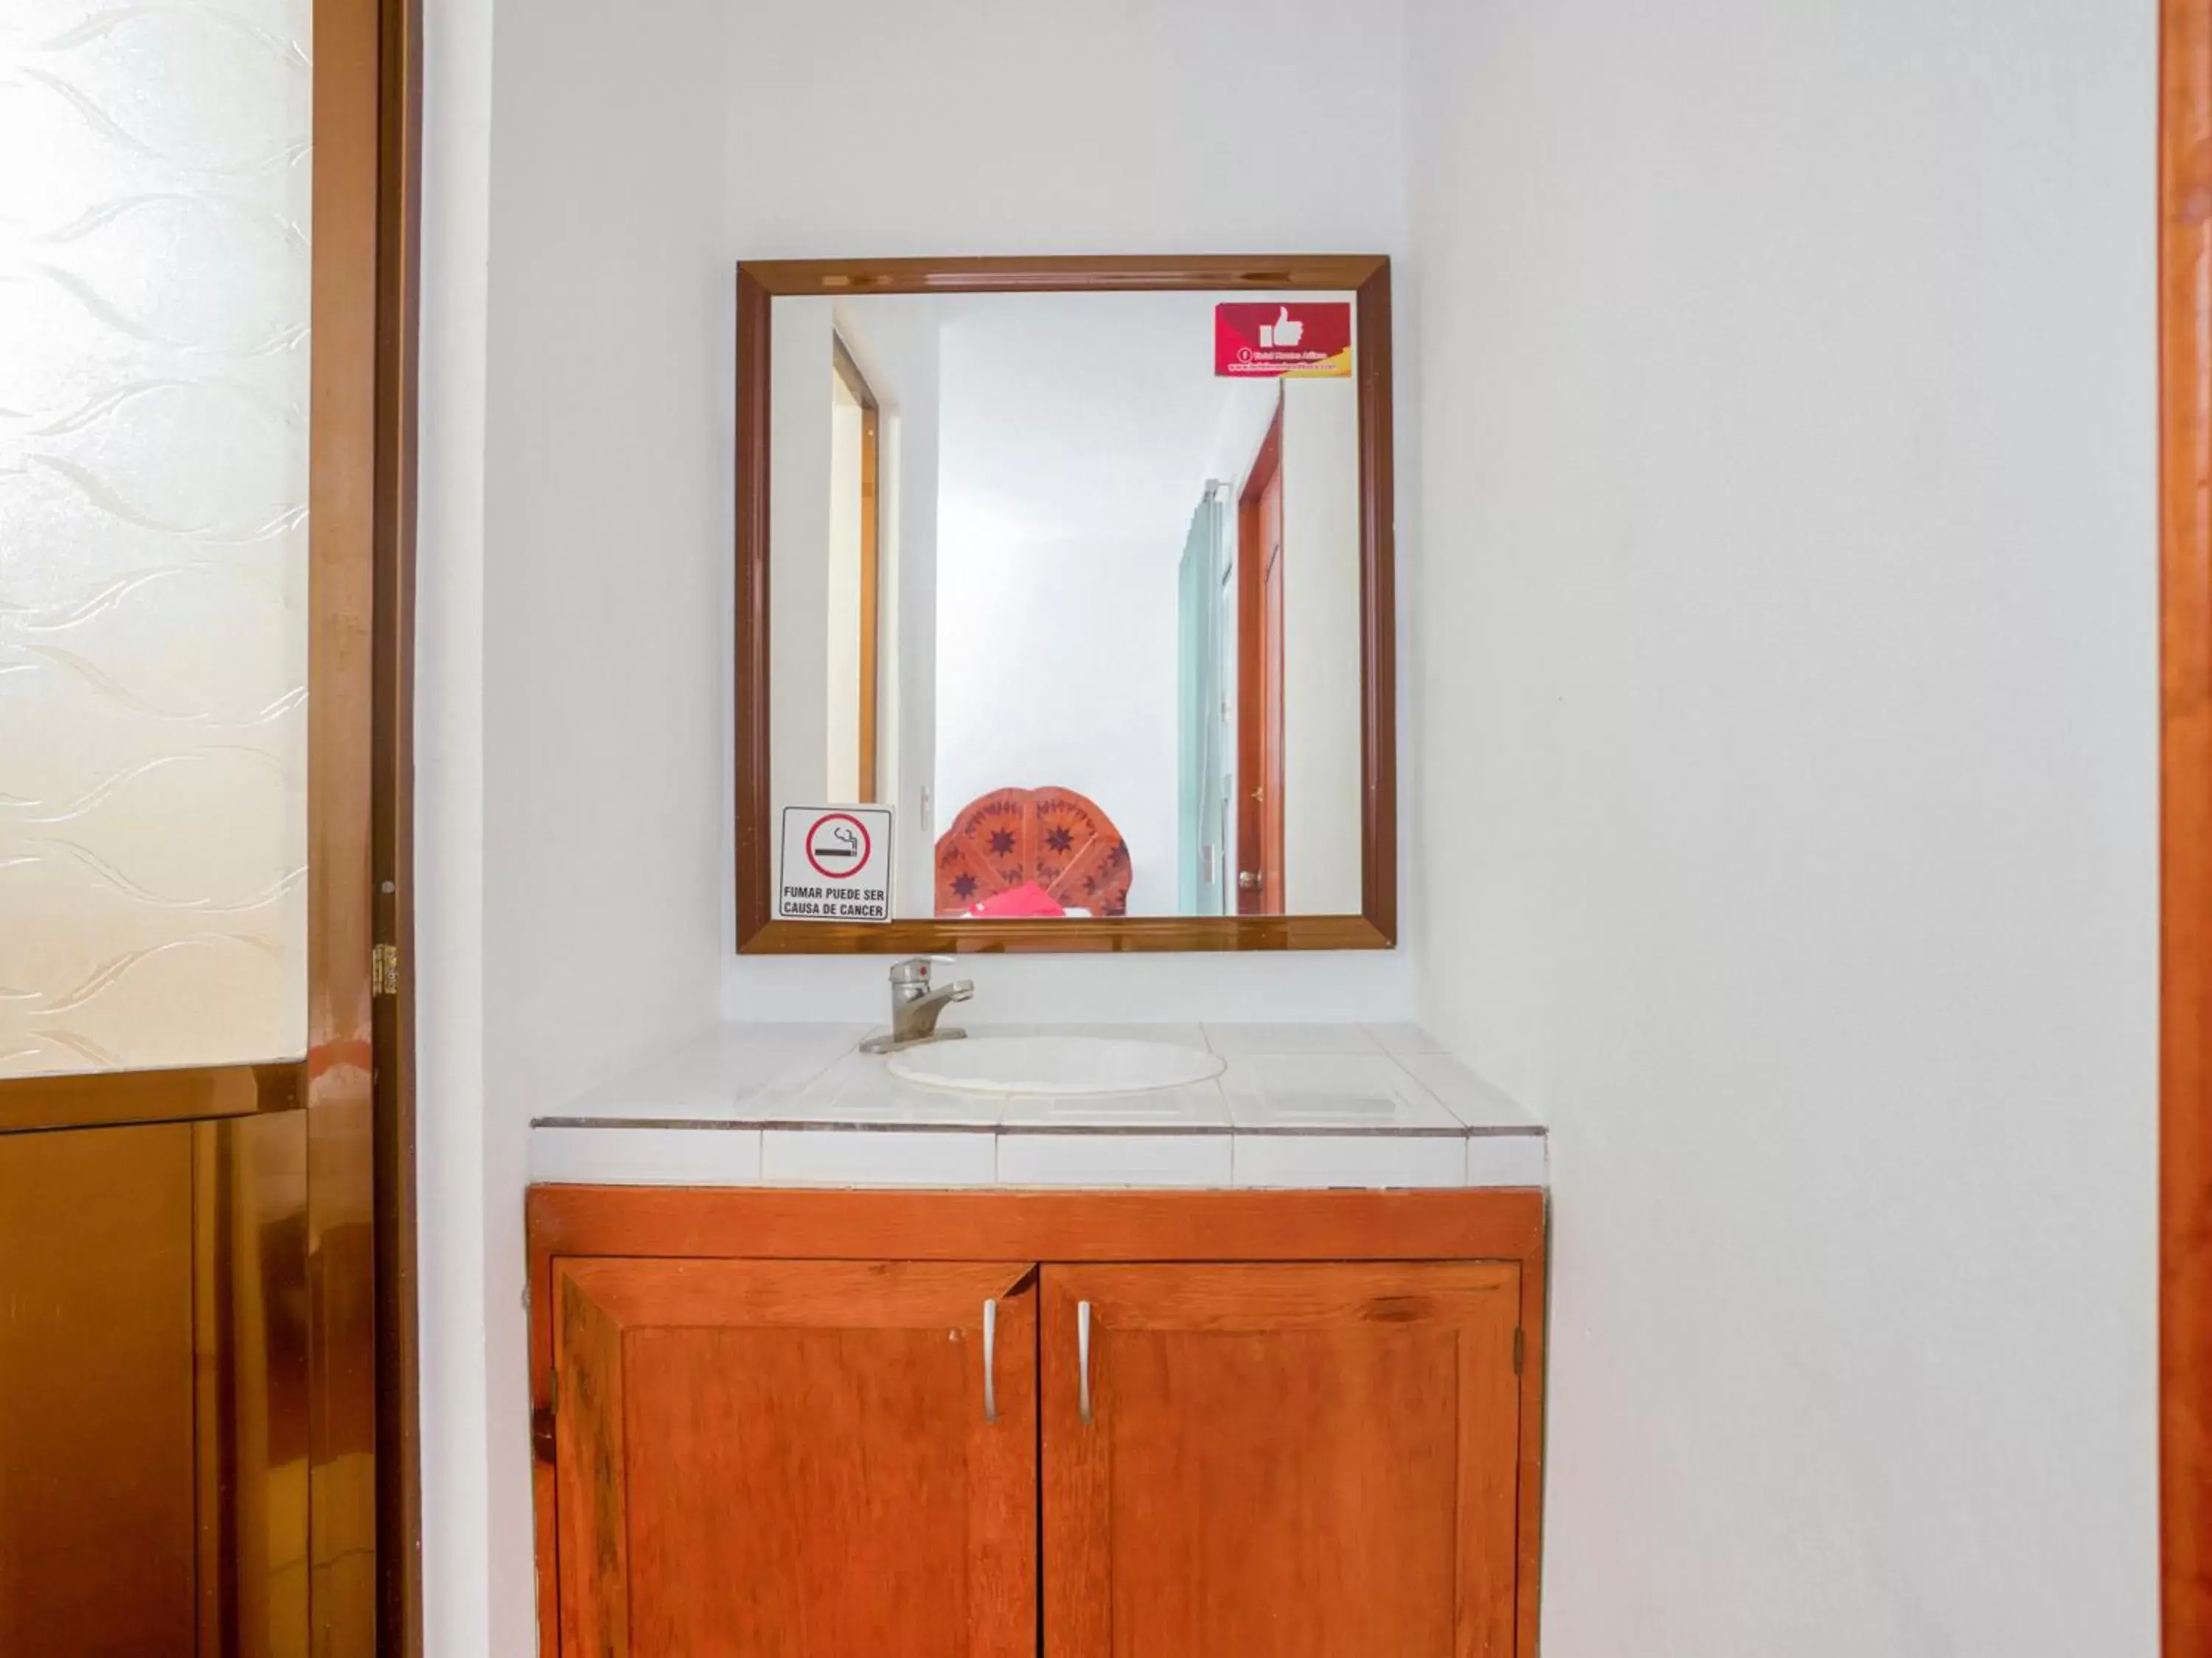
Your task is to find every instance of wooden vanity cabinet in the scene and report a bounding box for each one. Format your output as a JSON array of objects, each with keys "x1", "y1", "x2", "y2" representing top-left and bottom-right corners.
[
  {"x1": 1041, "y1": 1263, "x2": 1523, "y2": 1658},
  {"x1": 529, "y1": 1189, "x2": 1546, "y2": 1658},
  {"x1": 553, "y1": 1259, "x2": 1037, "y2": 1657}
]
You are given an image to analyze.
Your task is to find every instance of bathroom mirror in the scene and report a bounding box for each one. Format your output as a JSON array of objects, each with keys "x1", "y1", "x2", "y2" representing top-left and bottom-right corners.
[{"x1": 737, "y1": 256, "x2": 1394, "y2": 953}]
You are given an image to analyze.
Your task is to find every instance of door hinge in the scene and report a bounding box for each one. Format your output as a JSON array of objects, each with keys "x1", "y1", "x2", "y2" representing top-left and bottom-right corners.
[
  {"x1": 1512, "y1": 1327, "x2": 1525, "y2": 1376},
  {"x1": 532, "y1": 1404, "x2": 557, "y2": 1465},
  {"x1": 371, "y1": 942, "x2": 400, "y2": 996}
]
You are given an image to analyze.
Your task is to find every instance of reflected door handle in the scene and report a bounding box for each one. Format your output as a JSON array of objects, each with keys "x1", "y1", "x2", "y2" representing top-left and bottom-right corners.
[{"x1": 1237, "y1": 871, "x2": 1262, "y2": 891}]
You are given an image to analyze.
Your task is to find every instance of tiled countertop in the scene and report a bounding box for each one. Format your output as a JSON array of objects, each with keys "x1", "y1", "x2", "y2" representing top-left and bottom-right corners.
[{"x1": 531, "y1": 1021, "x2": 1545, "y2": 1190}]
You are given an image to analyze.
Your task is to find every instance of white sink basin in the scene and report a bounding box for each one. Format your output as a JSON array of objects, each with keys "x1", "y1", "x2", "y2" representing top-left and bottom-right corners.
[{"x1": 886, "y1": 1036, "x2": 1224, "y2": 1097}]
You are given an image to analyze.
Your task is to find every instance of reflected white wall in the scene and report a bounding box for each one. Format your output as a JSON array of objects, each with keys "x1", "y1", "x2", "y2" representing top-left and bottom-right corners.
[
  {"x1": 824, "y1": 374, "x2": 865, "y2": 800},
  {"x1": 769, "y1": 300, "x2": 833, "y2": 809},
  {"x1": 1281, "y1": 376, "x2": 1363, "y2": 915}
]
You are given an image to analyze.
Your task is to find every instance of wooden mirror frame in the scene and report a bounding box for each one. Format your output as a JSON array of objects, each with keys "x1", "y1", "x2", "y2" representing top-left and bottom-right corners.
[{"x1": 734, "y1": 255, "x2": 1397, "y2": 954}]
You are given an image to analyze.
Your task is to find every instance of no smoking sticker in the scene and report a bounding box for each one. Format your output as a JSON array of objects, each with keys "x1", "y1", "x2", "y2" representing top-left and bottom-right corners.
[{"x1": 778, "y1": 805, "x2": 892, "y2": 923}]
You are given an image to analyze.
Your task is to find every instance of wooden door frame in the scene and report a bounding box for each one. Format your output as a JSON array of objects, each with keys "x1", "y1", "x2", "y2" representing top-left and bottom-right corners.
[
  {"x1": 0, "y1": 0, "x2": 420, "y2": 1651},
  {"x1": 1236, "y1": 395, "x2": 1286, "y2": 916},
  {"x1": 2162, "y1": 3, "x2": 2212, "y2": 1651},
  {"x1": 373, "y1": 0, "x2": 425, "y2": 1651},
  {"x1": 524, "y1": 1185, "x2": 1548, "y2": 1658},
  {"x1": 830, "y1": 334, "x2": 883, "y2": 802}
]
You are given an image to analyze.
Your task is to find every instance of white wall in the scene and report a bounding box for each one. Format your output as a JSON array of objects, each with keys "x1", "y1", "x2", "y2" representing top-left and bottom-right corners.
[
  {"x1": 839, "y1": 299, "x2": 945, "y2": 914},
  {"x1": 718, "y1": 0, "x2": 1416, "y2": 1016},
  {"x1": 414, "y1": 0, "x2": 494, "y2": 1647},
  {"x1": 825, "y1": 378, "x2": 865, "y2": 800},
  {"x1": 1279, "y1": 377, "x2": 1363, "y2": 914},
  {"x1": 420, "y1": 0, "x2": 736, "y2": 1649},
  {"x1": 935, "y1": 524, "x2": 1181, "y2": 915},
  {"x1": 768, "y1": 299, "x2": 834, "y2": 808},
  {"x1": 1405, "y1": 2, "x2": 2159, "y2": 1654}
]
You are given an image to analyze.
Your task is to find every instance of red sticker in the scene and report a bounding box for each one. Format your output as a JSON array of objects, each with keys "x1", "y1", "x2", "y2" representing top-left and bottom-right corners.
[{"x1": 1215, "y1": 302, "x2": 1352, "y2": 378}]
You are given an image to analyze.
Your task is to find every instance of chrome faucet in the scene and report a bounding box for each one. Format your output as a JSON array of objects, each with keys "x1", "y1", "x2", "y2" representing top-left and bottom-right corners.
[{"x1": 859, "y1": 956, "x2": 974, "y2": 1054}]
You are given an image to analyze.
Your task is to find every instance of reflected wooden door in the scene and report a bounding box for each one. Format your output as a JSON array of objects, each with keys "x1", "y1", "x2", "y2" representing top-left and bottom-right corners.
[
  {"x1": 1040, "y1": 1263, "x2": 1523, "y2": 1658},
  {"x1": 1237, "y1": 402, "x2": 1287, "y2": 914},
  {"x1": 556, "y1": 1259, "x2": 1038, "y2": 1657}
]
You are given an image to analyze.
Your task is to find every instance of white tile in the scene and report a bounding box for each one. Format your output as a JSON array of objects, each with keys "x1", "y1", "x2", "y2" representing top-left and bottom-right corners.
[
  {"x1": 1232, "y1": 1134, "x2": 1467, "y2": 1189},
  {"x1": 756, "y1": 1051, "x2": 1004, "y2": 1126},
  {"x1": 1026, "y1": 1021, "x2": 1209, "y2": 1047},
  {"x1": 530, "y1": 1126, "x2": 762, "y2": 1185},
  {"x1": 1203, "y1": 1022, "x2": 1382, "y2": 1057},
  {"x1": 1393, "y1": 1052, "x2": 1539, "y2": 1130},
  {"x1": 995, "y1": 1131, "x2": 1234, "y2": 1187},
  {"x1": 539, "y1": 1021, "x2": 865, "y2": 1124},
  {"x1": 1364, "y1": 1021, "x2": 1447, "y2": 1059},
  {"x1": 1464, "y1": 1134, "x2": 1549, "y2": 1186},
  {"x1": 762, "y1": 1128, "x2": 996, "y2": 1186},
  {"x1": 996, "y1": 1080, "x2": 1231, "y2": 1130},
  {"x1": 1222, "y1": 1054, "x2": 1462, "y2": 1131}
]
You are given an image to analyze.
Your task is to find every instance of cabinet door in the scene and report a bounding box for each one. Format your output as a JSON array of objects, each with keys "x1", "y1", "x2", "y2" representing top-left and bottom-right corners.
[
  {"x1": 555, "y1": 1258, "x2": 1037, "y2": 1658},
  {"x1": 1041, "y1": 1263, "x2": 1522, "y2": 1658}
]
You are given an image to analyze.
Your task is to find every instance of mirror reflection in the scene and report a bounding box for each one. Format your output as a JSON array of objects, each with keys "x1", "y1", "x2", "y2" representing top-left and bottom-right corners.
[{"x1": 770, "y1": 290, "x2": 1365, "y2": 920}]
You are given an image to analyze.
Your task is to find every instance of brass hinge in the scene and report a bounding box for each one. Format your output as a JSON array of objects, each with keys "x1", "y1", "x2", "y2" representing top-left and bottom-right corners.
[
  {"x1": 1512, "y1": 1327, "x2": 1525, "y2": 1375},
  {"x1": 370, "y1": 942, "x2": 400, "y2": 996}
]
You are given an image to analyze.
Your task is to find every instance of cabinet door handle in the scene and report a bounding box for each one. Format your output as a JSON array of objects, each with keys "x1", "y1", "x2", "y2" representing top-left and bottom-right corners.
[
  {"x1": 1077, "y1": 1300, "x2": 1093, "y2": 1425},
  {"x1": 982, "y1": 1298, "x2": 999, "y2": 1424}
]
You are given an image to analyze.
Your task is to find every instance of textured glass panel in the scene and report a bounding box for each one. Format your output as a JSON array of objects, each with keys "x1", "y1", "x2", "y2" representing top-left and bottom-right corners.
[{"x1": 0, "y1": 0, "x2": 312, "y2": 1075}]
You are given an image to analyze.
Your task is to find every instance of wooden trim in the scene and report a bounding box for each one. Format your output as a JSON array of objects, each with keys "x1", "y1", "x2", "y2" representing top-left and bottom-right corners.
[
  {"x1": 1236, "y1": 397, "x2": 1284, "y2": 916},
  {"x1": 742, "y1": 254, "x2": 1388, "y2": 296},
  {"x1": 526, "y1": 1186, "x2": 1543, "y2": 1398},
  {"x1": 832, "y1": 335, "x2": 882, "y2": 802},
  {"x1": 733, "y1": 255, "x2": 1397, "y2": 953},
  {"x1": 737, "y1": 912, "x2": 1394, "y2": 954},
  {"x1": 1516, "y1": 1187, "x2": 1548, "y2": 1658},
  {"x1": 0, "y1": 1064, "x2": 302, "y2": 1137},
  {"x1": 735, "y1": 266, "x2": 775, "y2": 948},
  {"x1": 372, "y1": 0, "x2": 425, "y2": 1648},
  {"x1": 2163, "y1": 1, "x2": 2212, "y2": 1650},
  {"x1": 307, "y1": 0, "x2": 384, "y2": 1646},
  {"x1": 1354, "y1": 263, "x2": 1399, "y2": 944},
  {"x1": 524, "y1": 1185, "x2": 1545, "y2": 1658}
]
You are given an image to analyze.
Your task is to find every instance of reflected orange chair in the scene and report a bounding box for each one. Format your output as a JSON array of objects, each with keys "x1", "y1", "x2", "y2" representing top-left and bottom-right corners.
[{"x1": 933, "y1": 786, "x2": 1132, "y2": 918}]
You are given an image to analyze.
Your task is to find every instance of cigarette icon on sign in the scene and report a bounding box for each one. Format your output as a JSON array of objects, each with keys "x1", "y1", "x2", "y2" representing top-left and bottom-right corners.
[{"x1": 803, "y1": 811, "x2": 873, "y2": 880}]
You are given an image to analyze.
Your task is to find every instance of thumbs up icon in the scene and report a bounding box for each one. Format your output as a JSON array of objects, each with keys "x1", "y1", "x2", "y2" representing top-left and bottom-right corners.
[{"x1": 1270, "y1": 305, "x2": 1304, "y2": 348}]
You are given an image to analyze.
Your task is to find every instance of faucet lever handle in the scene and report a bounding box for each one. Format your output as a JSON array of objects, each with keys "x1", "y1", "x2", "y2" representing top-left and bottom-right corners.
[{"x1": 889, "y1": 954, "x2": 956, "y2": 987}]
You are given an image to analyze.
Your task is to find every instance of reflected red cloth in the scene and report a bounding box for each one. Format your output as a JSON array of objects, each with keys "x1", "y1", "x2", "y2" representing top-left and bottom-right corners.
[{"x1": 967, "y1": 880, "x2": 1065, "y2": 919}]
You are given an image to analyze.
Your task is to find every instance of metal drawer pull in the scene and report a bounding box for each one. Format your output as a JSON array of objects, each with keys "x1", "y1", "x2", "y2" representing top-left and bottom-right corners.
[
  {"x1": 1077, "y1": 1300, "x2": 1093, "y2": 1424},
  {"x1": 983, "y1": 1298, "x2": 999, "y2": 1423}
]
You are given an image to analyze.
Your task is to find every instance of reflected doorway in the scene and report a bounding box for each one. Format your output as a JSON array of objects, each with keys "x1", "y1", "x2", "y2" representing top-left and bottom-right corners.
[{"x1": 1237, "y1": 397, "x2": 1287, "y2": 916}]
